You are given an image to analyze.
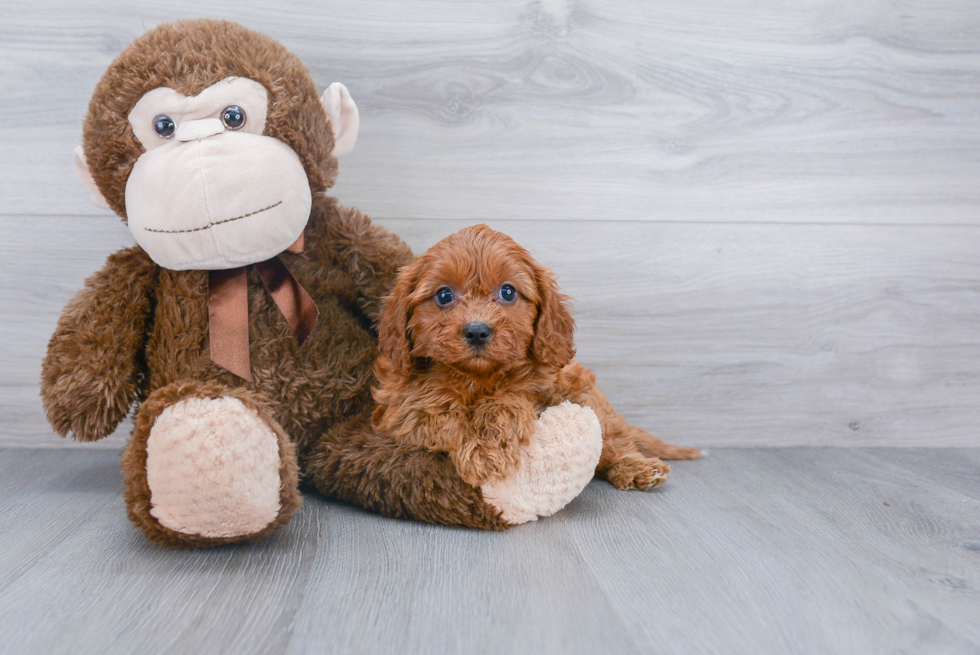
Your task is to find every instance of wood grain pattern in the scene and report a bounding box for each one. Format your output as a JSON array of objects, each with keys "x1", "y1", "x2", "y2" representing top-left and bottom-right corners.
[
  {"x1": 3, "y1": 215, "x2": 977, "y2": 448},
  {"x1": 0, "y1": 448, "x2": 977, "y2": 654},
  {"x1": 1, "y1": 0, "x2": 979, "y2": 223},
  {"x1": 2, "y1": 2, "x2": 980, "y2": 449}
]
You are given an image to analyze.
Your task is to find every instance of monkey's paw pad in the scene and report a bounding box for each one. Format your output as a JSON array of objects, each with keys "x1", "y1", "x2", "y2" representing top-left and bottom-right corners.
[
  {"x1": 481, "y1": 401, "x2": 602, "y2": 525},
  {"x1": 146, "y1": 396, "x2": 282, "y2": 538}
]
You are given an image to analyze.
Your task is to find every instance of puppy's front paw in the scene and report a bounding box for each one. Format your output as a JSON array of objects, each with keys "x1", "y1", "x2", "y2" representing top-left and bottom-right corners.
[
  {"x1": 452, "y1": 438, "x2": 521, "y2": 487},
  {"x1": 452, "y1": 399, "x2": 537, "y2": 486},
  {"x1": 605, "y1": 454, "x2": 670, "y2": 491},
  {"x1": 481, "y1": 401, "x2": 602, "y2": 525}
]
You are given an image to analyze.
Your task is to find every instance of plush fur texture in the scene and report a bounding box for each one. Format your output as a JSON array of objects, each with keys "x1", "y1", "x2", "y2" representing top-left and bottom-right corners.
[
  {"x1": 307, "y1": 409, "x2": 513, "y2": 531},
  {"x1": 145, "y1": 395, "x2": 283, "y2": 538},
  {"x1": 481, "y1": 402, "x2": 603, "y2": 524},
  {"x1": 42, "y1": 19, "x2": 520, "y2": 546},
  {"x1": 371, "y1": 225, "x2": 701, "y2": 496},
  {"x1": 81, "y1": 20, "x2": 338, "y2": 218},
  {"x1": 121, "y1": 380, "x2": 301, "y2": 548}
]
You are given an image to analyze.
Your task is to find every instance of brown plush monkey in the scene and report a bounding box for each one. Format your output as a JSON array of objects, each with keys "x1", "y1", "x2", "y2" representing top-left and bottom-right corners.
[{"x1": 42, "y1": 19, "x2": 604, "y2": 547}]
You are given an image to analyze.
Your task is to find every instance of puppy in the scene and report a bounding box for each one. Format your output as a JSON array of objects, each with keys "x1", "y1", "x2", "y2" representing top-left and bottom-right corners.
[{"x1": 372, "y1": 224, "x2": 700, "y2": 491}]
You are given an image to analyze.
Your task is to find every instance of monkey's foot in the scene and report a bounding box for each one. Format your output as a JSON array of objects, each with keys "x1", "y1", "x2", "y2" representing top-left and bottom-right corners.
[
  {"x1": 123, "y1": 382, "x2": 301, "y2": 547},
  {"x1": 481, "y1": 401, "x2": 602, "y2": 525}
]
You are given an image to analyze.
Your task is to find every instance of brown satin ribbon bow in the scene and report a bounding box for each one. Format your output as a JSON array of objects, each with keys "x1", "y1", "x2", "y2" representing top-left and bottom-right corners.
[{"x1": 208, "y1": 234, "x2": 318, "y2": 381}]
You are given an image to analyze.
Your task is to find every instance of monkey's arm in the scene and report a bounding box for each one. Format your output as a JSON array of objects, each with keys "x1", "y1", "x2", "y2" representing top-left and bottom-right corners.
[
  {"x1": 319, "y1": 202, "x2": 414, "y2": 325},
  {"x1": 41, "y1": 246, "x2": 157, "y2": 442},
  {"x1": 310, "y1": 402, "x2": 602, "y2": 530},
  {"x1": 309, "y1": 411, "x2": 511, "y2": 530}
]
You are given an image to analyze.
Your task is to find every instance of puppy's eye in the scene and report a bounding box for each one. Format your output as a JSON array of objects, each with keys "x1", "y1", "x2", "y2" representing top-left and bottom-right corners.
[
  {"x1": 221, "y1": 105, "x2": 246, "y2": 130},
  {"x1": 498, "y1": 284, "x2": 517, "y2": 303},
  {"x1": 153, "y1": 115, "x2": 176, "y2": 139},
  {"x1": 435, "y1": 287, "x2": 455, "y2": 307}
]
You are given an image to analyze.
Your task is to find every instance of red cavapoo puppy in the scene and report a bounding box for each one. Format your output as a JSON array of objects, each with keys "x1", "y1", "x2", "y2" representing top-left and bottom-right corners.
[{"x1": 372, "y1": 224, "x2": 700, "y2": 492}]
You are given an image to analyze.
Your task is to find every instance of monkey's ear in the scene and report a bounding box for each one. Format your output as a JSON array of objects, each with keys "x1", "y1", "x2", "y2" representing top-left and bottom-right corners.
[
  {"x1": 73, "y1": 146, "x2": 111, "y2": 210},
  {"x1": 320, "y1": 83, "x2": 359, "y2": 158}
]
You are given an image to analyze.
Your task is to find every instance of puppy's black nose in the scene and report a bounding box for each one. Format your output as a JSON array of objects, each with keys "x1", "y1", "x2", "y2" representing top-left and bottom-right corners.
[{"x1": 463, "y1": 322, "x2": 492, "y2": 346}]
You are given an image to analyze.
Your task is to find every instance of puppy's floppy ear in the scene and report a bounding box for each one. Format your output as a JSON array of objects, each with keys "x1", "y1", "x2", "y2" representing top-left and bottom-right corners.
[
  {"x1": 378, "y1": 257, "x2": 424, "y2": 372},
  {"x1": 530, "y1": 260, "x2": 576, "y2": 368}
]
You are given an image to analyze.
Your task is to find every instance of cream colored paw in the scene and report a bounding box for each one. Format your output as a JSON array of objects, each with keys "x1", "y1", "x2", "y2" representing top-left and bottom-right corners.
[
  {"x1": 145, "y1": 396, "x2": 282, "y2": 538},
  {"x1": 481, "y1": 401, "x2": 602, "y2": 525}
]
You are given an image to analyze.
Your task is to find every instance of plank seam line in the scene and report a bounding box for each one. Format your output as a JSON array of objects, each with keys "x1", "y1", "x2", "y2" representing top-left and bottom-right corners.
[{"x1": 6, "y1": 214, "x2": 980, "y2": 229}]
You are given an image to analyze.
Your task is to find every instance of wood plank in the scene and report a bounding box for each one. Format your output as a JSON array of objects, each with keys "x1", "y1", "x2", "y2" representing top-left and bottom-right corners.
[
  {"x1": 1, "y1": 0, "x2": 979, "y2": 223},
  {"x1": 567, "y1": 448, "x2": 980, "y2": 654},
  {"x1": 863, "y1": 448, "x2": 980, "y2": 501},
  {"x1": 3, "y1": 215, "x2": 978, "y2": 448},
  {"x1": 0, "y1": 448, "x2": 977, "y2": 654}
]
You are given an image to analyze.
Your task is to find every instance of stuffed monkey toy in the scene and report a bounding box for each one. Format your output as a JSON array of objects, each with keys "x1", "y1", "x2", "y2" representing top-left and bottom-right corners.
[{"x1": 41, "y1": 19, "x2": 603, "y2": 547}]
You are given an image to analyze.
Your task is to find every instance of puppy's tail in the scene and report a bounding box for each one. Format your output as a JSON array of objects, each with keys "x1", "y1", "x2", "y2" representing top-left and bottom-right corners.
[{"x1": 632, "y1": 432, "x2": 702, "y2": 460}]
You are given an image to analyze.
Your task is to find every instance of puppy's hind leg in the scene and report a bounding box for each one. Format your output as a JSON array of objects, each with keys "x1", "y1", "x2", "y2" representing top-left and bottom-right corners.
[
  {"x1": 609, "y1": 416, "x2": 702, "y2": 461},
  {"x1": 559, "y1": 362, "x2": 701, "y2": 460},
  {"x1": 557, "y1": 362, "x2": 698, "y2": 490},
  {"x1": 598, "y1": 435, "x2": 670, "y2": 491}
]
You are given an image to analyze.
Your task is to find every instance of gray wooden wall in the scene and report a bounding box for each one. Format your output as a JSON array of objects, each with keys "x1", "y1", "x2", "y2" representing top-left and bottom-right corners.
[{"x1": 2, "y1": 0, "x2": 978, "y2": 448}]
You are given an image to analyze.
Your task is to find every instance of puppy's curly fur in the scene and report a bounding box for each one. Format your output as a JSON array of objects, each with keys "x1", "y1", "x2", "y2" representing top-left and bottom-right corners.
[{"x1": 373, "y1": 224, "x2": 700, "y2": 491}]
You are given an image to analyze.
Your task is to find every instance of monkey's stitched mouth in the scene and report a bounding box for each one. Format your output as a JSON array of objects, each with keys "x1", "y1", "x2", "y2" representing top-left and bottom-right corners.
[{"x1": 143, "y1": 200, "x2": 283, "y2": 234}]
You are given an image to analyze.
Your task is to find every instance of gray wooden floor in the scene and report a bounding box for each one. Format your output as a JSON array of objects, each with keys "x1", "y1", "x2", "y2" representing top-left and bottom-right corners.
[{"x1": 1, "y1": 447, "x2": 977, "y2": 655}]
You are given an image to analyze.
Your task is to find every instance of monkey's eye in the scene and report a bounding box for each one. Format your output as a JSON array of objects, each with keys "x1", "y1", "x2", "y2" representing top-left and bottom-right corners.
[
  {"x1": 498, "y1": 284, "x2": 517, "y2": 303},
  {"x1": 435, "y1": 287, "x2": 455, "y2": 307},
  {"x1": 221, "y1": 105, "x2": 246, "y2": 130},
  {"x1": 153, "y1": 115, "x2": 175, "y2": 139}
]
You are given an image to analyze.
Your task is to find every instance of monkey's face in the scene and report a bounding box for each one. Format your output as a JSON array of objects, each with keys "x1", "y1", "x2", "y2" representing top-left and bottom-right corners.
[
  {"x1": 75, "y1": 20, "x2": 360, "y2": 272},
  {"x1": 123, "y1": 77, "x2": 311, "y2": 270}
]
